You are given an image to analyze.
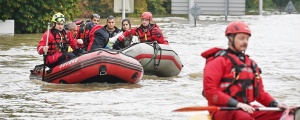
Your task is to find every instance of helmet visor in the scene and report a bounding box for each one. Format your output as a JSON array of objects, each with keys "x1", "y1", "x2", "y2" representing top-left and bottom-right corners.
[{"x1": 56, "y1": 17, "x2": 66, "y2": 24}]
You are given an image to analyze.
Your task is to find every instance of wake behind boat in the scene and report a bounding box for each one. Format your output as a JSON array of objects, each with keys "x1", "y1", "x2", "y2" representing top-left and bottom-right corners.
[
  {"x1": 30, "y1": 49, "x2": 143, "y2": 84},
  {"x1": 121, "y1": 42, "x2": 183, "y2": 77}
]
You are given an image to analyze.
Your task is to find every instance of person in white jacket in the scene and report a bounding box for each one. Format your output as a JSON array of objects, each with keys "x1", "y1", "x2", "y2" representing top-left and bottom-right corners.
[{"x1": 107, "y1": 19, "x2": 138, "y2": 49}]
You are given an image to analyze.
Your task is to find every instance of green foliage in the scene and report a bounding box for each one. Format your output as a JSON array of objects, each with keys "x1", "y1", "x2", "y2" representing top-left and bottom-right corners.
[
  {"x1": 263, "y1": 0, "x2": 276, "y2": 9},
  {"x1": 133, "y1": 0, "x2": 148, "y2": 16},
  {"x1": 0, "y1": 0, "x2": 173, "y2": 33},
  {"x1": 295, "y1": 1, "x2": 300, "y2": 11},
  {"x1": 84, "y1": 0, "x2": 117, "y2": 18},
  {"x1": 147, "y1": 0, "x2": 166, "y2": 14},
  {"x1": 145, "y1": 0, "x2": 171, "y2": 14},
  {"x1": 246, "y1": 0, "x2": 258, "y2": 9},
  {"x1": 162, "y1": 0, "x2": 172, "y2": 14},
  {"x1": 0, "y1": 0, "x2": 81, "y2": 34}
]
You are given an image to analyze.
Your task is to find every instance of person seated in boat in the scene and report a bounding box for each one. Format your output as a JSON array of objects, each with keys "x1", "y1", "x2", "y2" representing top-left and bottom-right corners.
[
  {"x1": 112, "y1": 12, "x2": 168, "y2": 50},
  {"x1": 37, "y1": 13, "x2": 84, "y2": 68},
  {"x1": 73, "y1": 20, "x2": 94, "y2": 50},
  {"x1": 77, "y1": 22, "x2": 102, "y2": 51},
  {"x1": 65, "y1": 22, "x2": 78, "y2": 38},
  {"x1": 87, "y1": 15, "x2": 120, "y2": 51},
  {"x1": 201, "y1": 21, "x2": 297, "y2": 120},
  {"x1": 90, "y1": 13, "x2": 100, "y2": 25},
  {"x1": 65, "y1": 22, "x2": 86, "y2": 56},
  {"x1": 108, "y1": 18, "x2": 139, "y2": 49}
]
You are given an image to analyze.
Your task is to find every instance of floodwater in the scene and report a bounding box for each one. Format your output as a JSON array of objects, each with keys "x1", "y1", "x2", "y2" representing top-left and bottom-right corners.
[{"x1": 0, "y1": 14, "x2": 299, "y2": 119}]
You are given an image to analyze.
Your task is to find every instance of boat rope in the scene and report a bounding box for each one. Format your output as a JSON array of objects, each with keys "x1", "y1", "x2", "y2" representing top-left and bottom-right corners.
[
  {"x1": 142, "y1": 42, "x2": 162, "y2": 69},
  {"x1": 153, "y1": 42, "x2": 162, "y2": 69}
]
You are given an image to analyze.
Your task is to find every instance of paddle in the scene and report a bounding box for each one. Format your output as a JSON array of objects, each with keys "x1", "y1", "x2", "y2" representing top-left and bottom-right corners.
[
  {"x1": 173, "y1": 106, "x2": 283, "y2": 112},
  {"x1": 42, "y1": 22, "x2": 50, "y2": 81}
]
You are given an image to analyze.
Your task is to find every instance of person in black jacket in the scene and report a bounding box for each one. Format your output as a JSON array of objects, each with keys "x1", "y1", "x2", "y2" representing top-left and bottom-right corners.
[{"x1": 90, "y1": 15, "x2": 120, "y2": 51}]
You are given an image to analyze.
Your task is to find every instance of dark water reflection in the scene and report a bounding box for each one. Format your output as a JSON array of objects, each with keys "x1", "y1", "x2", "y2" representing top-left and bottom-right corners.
[{"x1": 0, "y1": 34, "x2": 41, "y2": 50}]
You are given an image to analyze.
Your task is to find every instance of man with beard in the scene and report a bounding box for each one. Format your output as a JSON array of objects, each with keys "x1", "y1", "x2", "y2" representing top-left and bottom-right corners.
[{"x1": 200, "y1": 21, "x2": 298, "y2": 120}]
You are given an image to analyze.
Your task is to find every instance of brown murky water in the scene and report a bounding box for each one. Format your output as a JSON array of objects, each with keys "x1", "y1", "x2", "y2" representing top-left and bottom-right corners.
[{"x1": 0, "y1": 15, "x2": 299, "y2": 119}]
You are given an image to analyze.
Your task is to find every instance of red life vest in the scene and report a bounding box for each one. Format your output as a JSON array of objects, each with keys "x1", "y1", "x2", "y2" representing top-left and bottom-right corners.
[
  {"x1": 47, "y1": 29, "x2": 70, "y2": 55},
  {"x1": 202, "y1": 47, "x2": 261, "y2": 104}
]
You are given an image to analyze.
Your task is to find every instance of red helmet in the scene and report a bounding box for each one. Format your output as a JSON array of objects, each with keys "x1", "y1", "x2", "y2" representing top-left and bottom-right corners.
[
  {"x1": 141, "y1": 12, "x2": 153, "y2": 21},
  {"x1": 225, "y1": 21, "x2": 251, "y2": 36}
]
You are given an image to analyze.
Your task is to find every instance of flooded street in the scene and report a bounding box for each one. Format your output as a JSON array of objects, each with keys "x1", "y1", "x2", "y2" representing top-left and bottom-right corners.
[{"x1": 0, "y1": 14, "x2": 299, "y2": 119}]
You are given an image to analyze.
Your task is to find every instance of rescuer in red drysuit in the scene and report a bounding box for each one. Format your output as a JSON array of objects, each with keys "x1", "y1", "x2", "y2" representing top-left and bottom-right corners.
[
  {"x1": 201, "y1": 21, "x2": 298, "y2": 120},
  {"x1": 113, "y1": 12, "x2": 168, "y2": 50},
  {"x1": 37, "y1": 13, "x2": 83, "y2": 68}
]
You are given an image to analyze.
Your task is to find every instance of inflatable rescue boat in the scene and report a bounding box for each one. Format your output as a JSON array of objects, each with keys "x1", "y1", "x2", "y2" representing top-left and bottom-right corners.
[
  {"x1": 121, "y1": 42, "x2": 183, "y2": 77},
  {"x1": 30, "y1": 49, "x2": 143, "y2": 84}
]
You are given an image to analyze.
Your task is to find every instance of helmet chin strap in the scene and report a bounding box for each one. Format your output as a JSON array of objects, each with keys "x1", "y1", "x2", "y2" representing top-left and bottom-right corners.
[{"x1": 229, "y1": 34, "x2": 246, "y2": 62}]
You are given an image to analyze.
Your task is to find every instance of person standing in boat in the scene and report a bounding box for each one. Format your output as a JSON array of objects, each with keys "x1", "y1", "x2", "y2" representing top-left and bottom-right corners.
[
  {"x1": 108, "y1": 18, "x2": 138, "y2": 49},
  {"x1": 113, "y1": 12, "x2": 168, "y2": 50},
  {"x1": 88, "y1": 15, "x2": 120, "y2": 51},
  {"x1": 37, "y1": 13, "x2": 84, "y2": 68},
  {"x1": 201, "y1": 21, "x2": 290, "y2": 120}
]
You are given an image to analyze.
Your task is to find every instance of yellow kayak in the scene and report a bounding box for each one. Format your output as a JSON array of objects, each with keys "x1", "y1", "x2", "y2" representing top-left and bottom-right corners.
[{"x1": 188, "y1": 114, "x2": 211, "y2": 120}]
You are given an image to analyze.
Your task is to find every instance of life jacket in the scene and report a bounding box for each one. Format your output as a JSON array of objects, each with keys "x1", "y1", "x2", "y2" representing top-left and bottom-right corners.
[
  {"x1": 86, "y1": 25, "x2": 103, "y2": 51},
  {"x1": 135, "y1": 24, "x2": 162, "y2": 42},
  {"x1": 202, "y1": 47, "x2": 261, "y2": 104},
  {"x1": 47, "y1": 29, "x2": 70, "y2": 55}
]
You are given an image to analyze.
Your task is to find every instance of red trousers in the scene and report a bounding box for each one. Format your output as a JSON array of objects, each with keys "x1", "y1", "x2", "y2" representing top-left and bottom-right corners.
[{"x1": 211, "y1": 110, "x2": 283, "y2": 120}]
